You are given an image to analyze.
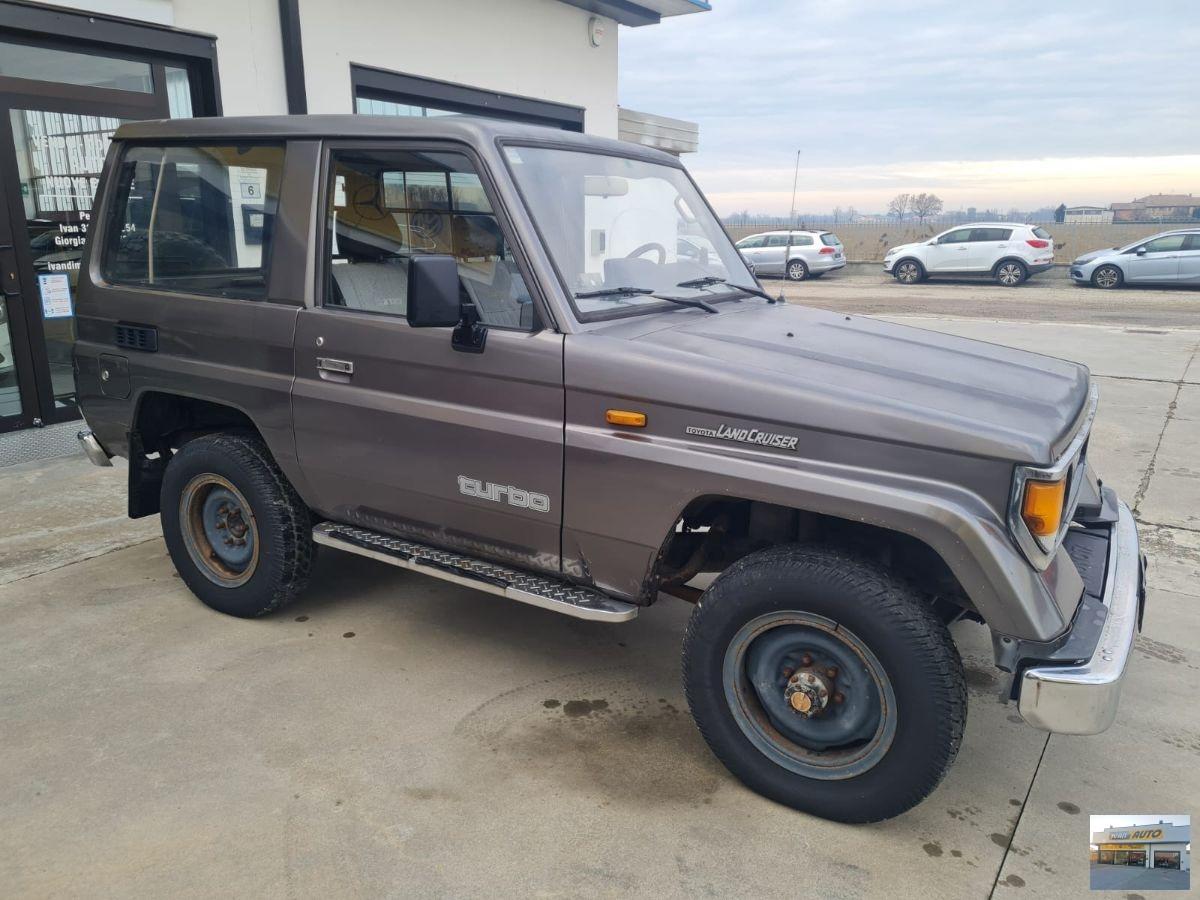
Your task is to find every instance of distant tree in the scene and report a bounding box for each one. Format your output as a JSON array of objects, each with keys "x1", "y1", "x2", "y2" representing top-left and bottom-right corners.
[
  {"x1": 887, "y1": 193, "x2": 912, "y2": 221},
  {"x1": 1055, "y1": 203, "x2": 1067, "y2": 223},
  {"x1": 832, "y1": 206, "x2": 844, "y2": 224},
  {"x1": 846, "y1": 206, "x2": 859, "y2": 223},
  {"x1": 911, "y1": 192, "x2": 944, "y2": 224}
]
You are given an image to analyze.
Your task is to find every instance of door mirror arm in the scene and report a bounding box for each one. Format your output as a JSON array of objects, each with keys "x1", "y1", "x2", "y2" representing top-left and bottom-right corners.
[{"x1": 452, "y1": 302, "x2": 488, "y2": 354}]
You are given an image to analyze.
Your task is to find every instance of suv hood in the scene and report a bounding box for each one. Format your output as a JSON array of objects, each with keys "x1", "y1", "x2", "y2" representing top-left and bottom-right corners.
[
  {"x1": 885, "y1": 241, "x2": 923, "y2": 256},
  {"x1": 588, "y1": 303, "x2": 1090, "y2": 465}
]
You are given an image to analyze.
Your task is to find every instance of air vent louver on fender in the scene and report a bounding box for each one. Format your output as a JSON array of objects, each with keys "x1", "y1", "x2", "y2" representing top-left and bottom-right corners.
[{"x1": 113, "y1": 323, "x2": 158, "y2": 352}]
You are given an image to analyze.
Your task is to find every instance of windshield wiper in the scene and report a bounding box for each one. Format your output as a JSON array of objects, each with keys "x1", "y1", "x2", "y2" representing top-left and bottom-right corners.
[
  {"x1": 574, "y1": 286, "x2": 655, "y2": 299},
  {"x1": 675, "y1": 276, "x2": 777, "y2": 303},
  {"x1": 575, "y1": 285, "x2": 718, "y2": 313}
]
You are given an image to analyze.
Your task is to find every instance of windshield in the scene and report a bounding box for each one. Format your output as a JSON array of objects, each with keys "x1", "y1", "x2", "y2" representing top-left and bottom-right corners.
[{"x1": 503, "y1": 145, "x2": 754, "y2": 319}]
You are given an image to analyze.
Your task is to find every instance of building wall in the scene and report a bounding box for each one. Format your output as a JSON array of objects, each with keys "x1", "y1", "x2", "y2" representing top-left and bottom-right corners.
[
  {"x1": 296, "y1": 0, "x2": 619, "y2": 135},
  {"x1": 32, "y1": 0, "x2": 620, "y2": 132}
]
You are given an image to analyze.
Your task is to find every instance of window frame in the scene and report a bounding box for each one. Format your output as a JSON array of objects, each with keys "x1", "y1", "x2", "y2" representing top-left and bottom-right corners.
[
  {"x1": 736, "y1": 234, "x2": 766, "y2": 249},
  {"x1": 98, "y1": 140, "x2": 288, "y2": 301},
  {"x1": 1139, "y1": 234, "x2": 1187, "y2": 254},
  {"x1": 315, "y1": 139, "x2": 547, "y2": 333}
]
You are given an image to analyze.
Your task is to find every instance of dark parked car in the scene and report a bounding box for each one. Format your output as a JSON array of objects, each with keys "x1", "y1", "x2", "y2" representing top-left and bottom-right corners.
[{"x1": 74, "y1": 115, "x2": 1144, "y2": 823}]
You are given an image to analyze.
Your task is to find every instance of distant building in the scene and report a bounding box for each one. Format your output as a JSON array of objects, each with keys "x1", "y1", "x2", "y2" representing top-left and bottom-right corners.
[
  {"x1": 1064, "y1": 206, "x2": 1114, "y2": 224},
  {"x1": 1092, "y1": 821, "x2": 1190, "y2": 870},
  {"x1": 1111, "y1": 194, "x2": 1200, "y2": 223}
]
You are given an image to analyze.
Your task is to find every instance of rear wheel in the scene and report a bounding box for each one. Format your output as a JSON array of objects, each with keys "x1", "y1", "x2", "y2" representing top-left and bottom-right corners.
[
  {"x1": 786, "y1": 259, "x2": 809, "y2": 281},
  {"x1": 994, "y1": 260, "x2": 1028, "y2": 286},
  {"x1": 683, "y1": 544, "x2": 966, "y2": 823},
  {"x1": 1092, "y1": 264, "x2": 1123, "y2": 289},
  {"x1": 161, "y1": 433, "x2": 313, "y2": 617},
  {"x1": 893, "y1": 259, "x2": 924, "y2": 284}
]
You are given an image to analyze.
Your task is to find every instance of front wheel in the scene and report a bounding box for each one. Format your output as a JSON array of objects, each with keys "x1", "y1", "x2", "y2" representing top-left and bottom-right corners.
[
  {"x1": 683, "y1": 545, "x2": 966, "y2": 823},
  {"x1": 1092, "y1": 264, "x2": 1123, "y2": 289},
  {"x1": 786, "y1": 259, "x2": 809, "y2": 281},
  {"x1": 893, "y1": 259, "x2": 924, "y2": 284}
]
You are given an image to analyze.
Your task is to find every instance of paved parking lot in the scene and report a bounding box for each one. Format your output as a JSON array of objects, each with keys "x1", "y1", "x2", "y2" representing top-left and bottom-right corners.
[
  {"x1": 2, "y1": 275, "x2": 1198, "y2": 899},
  {"x1": 1089, "y1": 862, "x2": 1191, "y2": 892}
]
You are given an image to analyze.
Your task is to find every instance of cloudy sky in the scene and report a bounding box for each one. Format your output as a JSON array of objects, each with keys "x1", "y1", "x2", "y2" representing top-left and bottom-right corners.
[{"x1": 618, "y1": 0, "x2": 1200, "y2": 215}]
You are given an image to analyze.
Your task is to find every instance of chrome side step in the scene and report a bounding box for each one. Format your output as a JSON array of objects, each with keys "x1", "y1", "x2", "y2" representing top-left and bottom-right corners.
[{"x1": 312, "y1": 522, "x2": 638, "y2": 623}]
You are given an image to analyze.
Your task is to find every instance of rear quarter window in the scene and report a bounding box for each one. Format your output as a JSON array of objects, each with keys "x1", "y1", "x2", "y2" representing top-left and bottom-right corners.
[
  {"x1": 820, "y1": 233, "x2": 842, "y2": 246},
  {"x1": 1032, "y1": 227, "x2": 1052, "y2": 240},
  {"x1": 102, "y1": 143, "x2": 286, "y2": 299}
]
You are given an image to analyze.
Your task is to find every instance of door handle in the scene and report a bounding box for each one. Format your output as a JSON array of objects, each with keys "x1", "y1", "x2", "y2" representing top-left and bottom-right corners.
[{"x1": 316, "y1": 357, "x2": 354, "y2": 376}]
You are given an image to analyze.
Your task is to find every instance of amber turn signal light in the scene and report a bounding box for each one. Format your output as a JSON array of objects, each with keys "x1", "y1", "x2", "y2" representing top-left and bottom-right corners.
[
  {"x1": 606, "y1": 409, "x2": 646, "y2": 428},
  {"x1": 1021, "y1": 479, "x2": 1066, "y2": 537}
]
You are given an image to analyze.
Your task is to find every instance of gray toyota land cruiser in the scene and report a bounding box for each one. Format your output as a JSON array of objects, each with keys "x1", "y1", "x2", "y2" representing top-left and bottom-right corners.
[{"x1": 74, "y1": 115, "x2": 1146, "y2": 823}]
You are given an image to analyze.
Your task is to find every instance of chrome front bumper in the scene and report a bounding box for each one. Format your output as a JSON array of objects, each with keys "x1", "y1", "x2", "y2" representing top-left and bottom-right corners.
[
  {"x1": 77, "y1": 429, "x2": 113, "y2": 467},
  {"x1": 1017, "y1": 502, "x2": 1143, "y2": 734}
]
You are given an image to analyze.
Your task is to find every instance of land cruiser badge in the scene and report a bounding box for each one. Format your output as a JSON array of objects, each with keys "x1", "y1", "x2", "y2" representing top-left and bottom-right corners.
[{"x1": 685, "y1": 423, "x2": 799, "y2": 451}]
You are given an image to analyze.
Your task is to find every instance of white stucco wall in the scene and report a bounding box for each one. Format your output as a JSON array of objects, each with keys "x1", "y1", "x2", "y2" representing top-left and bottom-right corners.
[
  {"x1": 296, "y1": 0, "x2": 619, "y2": 135},
  {"x1": 28, "y1": 1, "x2": 620, "y2": 134}
]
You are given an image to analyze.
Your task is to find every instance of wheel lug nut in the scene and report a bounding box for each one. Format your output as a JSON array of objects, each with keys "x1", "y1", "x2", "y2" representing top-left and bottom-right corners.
[
  {"x1": 216, "y1": 521, "x2": 227, "y2": 530},
  {"x1": 834, "y1": 693, "x2": 844, "y2": 704},
  {"x1": 800, "y1": 654, "x2": 812, "y2": 667},
  {"x1": 825, "y1": 667, "x2": 838, "y2": 679},
  {"x1": 781, "y1": 667, "x2": 794, "y2": 679}
]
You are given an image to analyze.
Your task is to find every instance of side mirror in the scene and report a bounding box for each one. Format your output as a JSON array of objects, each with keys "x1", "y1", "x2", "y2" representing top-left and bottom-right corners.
[
  {"x1": 1136, "y1": 247, "x2": 1148, "y2": 256},
  {"x1": 407, "y1": 255, "x2": 462, "y2": 327}
]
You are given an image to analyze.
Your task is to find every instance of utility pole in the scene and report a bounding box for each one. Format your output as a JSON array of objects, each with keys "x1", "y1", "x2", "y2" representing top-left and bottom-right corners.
[{"x1": 780, "y1": 149, "x2": 801, "y2": 302}]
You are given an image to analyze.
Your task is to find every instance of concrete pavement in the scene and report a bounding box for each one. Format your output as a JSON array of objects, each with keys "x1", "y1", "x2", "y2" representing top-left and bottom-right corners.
[{"x1": 2, "y1": 285, "x2": 1198, "y2": 899}]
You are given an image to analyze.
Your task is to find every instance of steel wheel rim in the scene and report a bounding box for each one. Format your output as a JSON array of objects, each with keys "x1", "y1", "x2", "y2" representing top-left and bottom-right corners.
[
  {"x1": 1096, "y1": 267, "x2": 1118, "y2": 288},
  {"x1": 722, "y1": 611, "x2": 897, "y2": 780},
  {"x1": 999, "y1": 263, "x2": 1022, "y2": 285},
  {"x1": 180, "y1": 474, "x2": 260, "y2": 587},
  {"x1": 897, "y1": 262, "x2": 918, "y2": 283},
  {"x1": 788, "y1": 262, "x2": 807, "y2": 280}
]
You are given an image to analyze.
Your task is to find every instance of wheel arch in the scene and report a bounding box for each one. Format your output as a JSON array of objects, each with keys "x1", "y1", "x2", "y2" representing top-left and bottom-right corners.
[
  {"x1": 126, "y1": 389, "x2": 272, "y2": 518},
  {"x1": 650, "y1": 494, "x2": 975, "y2": 626},
  {"x1": 991, "y1": 256, "x2": 1030, "y2": 275}
]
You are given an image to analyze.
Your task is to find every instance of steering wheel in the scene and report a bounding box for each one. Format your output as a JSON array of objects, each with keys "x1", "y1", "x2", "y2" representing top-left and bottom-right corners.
[{"x1": 625, "y1": 242, "x2": 667, "y2": 264}]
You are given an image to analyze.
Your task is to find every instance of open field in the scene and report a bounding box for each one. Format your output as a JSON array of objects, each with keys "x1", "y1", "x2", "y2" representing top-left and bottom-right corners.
[
  {"x1": 3, "y1": 276, "x2": 1199, "y2": 898},
  {"x1": 727, "y1": 222, "x2": 1184, "y2": 264}
]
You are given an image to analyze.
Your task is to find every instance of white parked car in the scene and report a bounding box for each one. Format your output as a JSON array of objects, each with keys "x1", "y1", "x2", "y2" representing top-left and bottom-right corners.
[
  {"x1": 734, "y1": 230, "x2": 845, "y2": 281},
  {"x1": 883, "y1": 223, "x2": 1055, "y2": 286},
  {"x1": 1070, "y1": 229, "x2": 1200, "y2": 288}
]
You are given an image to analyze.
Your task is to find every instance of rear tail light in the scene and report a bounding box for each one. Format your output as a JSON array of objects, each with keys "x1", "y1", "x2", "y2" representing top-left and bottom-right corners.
[
  {"x1": 819, "y1": 247, "x2": 835, "y2": 255},
  {"x1": 1026, "y1": 239, "x2": 1050, "y2": 249}
]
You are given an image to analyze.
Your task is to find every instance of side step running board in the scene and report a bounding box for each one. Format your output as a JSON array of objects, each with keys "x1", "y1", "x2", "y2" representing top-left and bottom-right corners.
[{"x1": 312, "y1": 522, "x2": 638, "y2": 623}]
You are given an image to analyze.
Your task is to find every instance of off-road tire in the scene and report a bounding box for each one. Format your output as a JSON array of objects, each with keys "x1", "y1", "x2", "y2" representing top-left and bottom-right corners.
[
  {"x1": 682, "y1": 544, "x2": 966, "y2": 823},
  {"x1": 1092, "y1": 264, "x2": 1123, "y2": 289},
  {"x1": 994, "y1": 259, "x2": 1028, "y2": 287},
  {"x1": 892, "y1": 259, "x2": 924, "y2": 284},
  {"x1": 160, "y1": 432, "x2": 313, "y2": 617},
  {"x1": 786, "y1": 259, "x2": 809, "y2": 281}
]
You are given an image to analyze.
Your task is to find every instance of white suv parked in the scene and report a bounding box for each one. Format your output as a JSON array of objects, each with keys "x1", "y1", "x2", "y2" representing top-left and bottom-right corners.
[
  {"x1": 735, "y1": 230, "x2": 845, "y2": 281},
  {"x1": 884, "y1": 223, "x2": 1055, "y2": 286}
]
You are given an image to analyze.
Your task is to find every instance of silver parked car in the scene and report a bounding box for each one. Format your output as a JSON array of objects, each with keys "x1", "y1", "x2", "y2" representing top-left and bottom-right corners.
[
  {"x1": 1071, "y1": 229, "x2": 1200, "y2": 288},
  {"x1": 735, "y1": 229, "x2": 845, "y2": 280}
]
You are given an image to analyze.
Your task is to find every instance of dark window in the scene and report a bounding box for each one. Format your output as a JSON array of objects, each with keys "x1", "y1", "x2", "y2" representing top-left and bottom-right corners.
[
  {"x1": 1184, "y1": 234, "x2": 1200, "y2": 251},
  {"x1": 938, "y1": 229, "x2": 972, "y2": 244},
  {"x1": 791, "y1": 233, "x2": 814, "y2": 246},
  {"x1": 970, "y1": 228, "x2": 1013, "y2": 241},
  {"x1": 820, "y1": 233, "x2": 842, "y2": 246},
  {"x1": 1033, "y1": 226, "x2": 1052, "y2": 240},
  {"x1": 324, "y1": 149, "x2": 534, "y2": 329},
  {"x1": 737, "y1": 235, "x2": 766, "y2": 249},
  {"x1": 102, "y1": 144, "x2": 284, "y2": 299}
]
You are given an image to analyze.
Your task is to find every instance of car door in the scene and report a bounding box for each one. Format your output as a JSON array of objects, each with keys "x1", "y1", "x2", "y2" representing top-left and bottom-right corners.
[
  {"x1": 1124, "y1": 234, "x2": 1186, "y2": 282},
  {"x1": 760, "y1": 233, "x2": 791, "y2": 274},
  {"x1": 291, "y1": 144, "x2": 565, "y2": 575},
  {"x1": 923, "y1": 228, "x2": 973, "y2": 272},
  {"x1": 1175, "y1": 234, "x2": 1200, "y2": 284},
  {"x1": 735, "y1": 234, "x2": 768, "y2": 272},
  {"x1": 968, "y1": 227, "x2": 1013, "y2": 271}
]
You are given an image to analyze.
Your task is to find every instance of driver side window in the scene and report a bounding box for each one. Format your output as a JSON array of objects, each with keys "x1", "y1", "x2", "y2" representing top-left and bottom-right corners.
[
  {"x1": 324, "y1": 149, "x2": 535, "y2": 329},
  {"x1": 737, "y1": 235, "x2": 766, "y2": 249},
  {"x1": 938, "y1": 229, "x2": 972, "y2": 244}
]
